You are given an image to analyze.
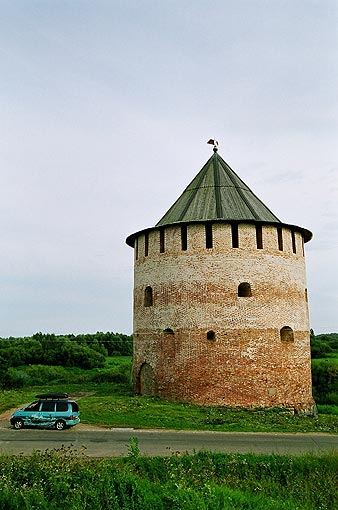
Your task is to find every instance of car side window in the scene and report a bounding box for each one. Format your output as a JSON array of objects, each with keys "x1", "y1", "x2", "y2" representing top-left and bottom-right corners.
[
  {"x1": 25, "y1": 401, "x2": 40, "y2": 412},
  {"x1": 41, "y1": 401, "x2": 55, "y2": 412},
  {"x1": 56, "y1": 402, "x2": 68, "y2": 412}
]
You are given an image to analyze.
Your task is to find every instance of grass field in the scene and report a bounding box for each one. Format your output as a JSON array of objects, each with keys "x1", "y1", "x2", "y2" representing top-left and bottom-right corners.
[
  {"x1": 2, "y1": 357, "x2": 338, "y2": 433},
  {"x1": 0, "y1": 448, "x2": 337, "y2": 510}
]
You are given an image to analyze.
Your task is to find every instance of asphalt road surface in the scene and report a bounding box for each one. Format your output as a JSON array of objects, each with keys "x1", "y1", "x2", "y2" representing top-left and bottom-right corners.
[{"x1": 1, "y1": 428, "x2": 338, "y2": 457}]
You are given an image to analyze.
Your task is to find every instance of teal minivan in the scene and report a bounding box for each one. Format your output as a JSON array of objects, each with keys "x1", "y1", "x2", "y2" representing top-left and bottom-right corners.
[{"x1": 10, "y1": 393, "x2": 80, "y2": 430}]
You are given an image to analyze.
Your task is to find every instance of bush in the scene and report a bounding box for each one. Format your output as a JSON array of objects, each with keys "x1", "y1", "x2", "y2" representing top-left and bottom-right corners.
[
  {"x1": 312, "y1": 362, "x2": 338, "y2": 404},
  {"x1": 3, "y1": 369, "x2": 31, "y2": 388},
  {"x1": 311, "y1": 333, "x2": 338, "y2": 358}
]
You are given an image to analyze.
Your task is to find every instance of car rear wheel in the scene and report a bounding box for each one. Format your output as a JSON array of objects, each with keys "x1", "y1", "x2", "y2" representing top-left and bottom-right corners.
[
  {"x1": 55, "y1": 420, "x2": 66, "y2": 430},
  {"x1": 13, "y1": 418, "x2": 24, "y2": 430}
]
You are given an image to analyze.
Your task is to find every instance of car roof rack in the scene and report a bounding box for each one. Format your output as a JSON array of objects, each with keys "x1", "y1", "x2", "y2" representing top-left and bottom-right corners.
[{"x1": 35, "y1": 392, "x2": 69, "y2": 400}]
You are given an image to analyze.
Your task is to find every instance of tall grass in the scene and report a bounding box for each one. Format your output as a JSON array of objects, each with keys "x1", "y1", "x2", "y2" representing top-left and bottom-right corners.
[{"x1": 0, "y1": 448, "x2": 337, "y2": 510}]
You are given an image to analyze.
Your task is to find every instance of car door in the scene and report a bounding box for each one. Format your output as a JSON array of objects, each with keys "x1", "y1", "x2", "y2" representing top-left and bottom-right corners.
[
  {"x1": 21, "y1": 401, "x2": 41, "y2": 426},
  {"x1": 37, "y1": 400, "x2": 56, "y2": 427},
  {"x1": 55, "y1": 401, "x2": 69, "y2": 420}
]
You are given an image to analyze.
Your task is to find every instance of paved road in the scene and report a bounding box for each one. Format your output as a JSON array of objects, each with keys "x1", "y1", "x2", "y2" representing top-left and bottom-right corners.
[{"x1": 1, "y1": 428, "x2": 338, "y2": 457}]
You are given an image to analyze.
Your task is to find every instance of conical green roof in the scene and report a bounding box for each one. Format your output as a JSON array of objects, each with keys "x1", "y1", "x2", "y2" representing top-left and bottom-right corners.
[
  {"x1": 126, "y1": 149, "x2": 312, "y2": 247},
  {"x1": 156, "y1": 150, "x2": 281, "y2": 226}
]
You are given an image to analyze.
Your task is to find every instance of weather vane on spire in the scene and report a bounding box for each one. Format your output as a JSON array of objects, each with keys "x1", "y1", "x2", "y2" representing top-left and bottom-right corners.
[{"x1": 207, "y1": 138, "x2": 219, "y2": 152}]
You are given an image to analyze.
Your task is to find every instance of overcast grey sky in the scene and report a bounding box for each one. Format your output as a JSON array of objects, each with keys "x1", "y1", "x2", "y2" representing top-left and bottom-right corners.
[{"x1": 0, "y1": 0, "x2": 337, "y2": 337}]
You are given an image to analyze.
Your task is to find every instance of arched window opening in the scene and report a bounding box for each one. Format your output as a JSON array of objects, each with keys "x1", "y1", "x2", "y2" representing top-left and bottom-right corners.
[
  {"x1": 144, "y1": 286, "x2": 153, "y2": 307},
  {"x1": 238, "y1": 282, "x2": 252, "y2": 297},
  {"x1": 280, "y1": 326, "x2": 294, "y2": 342},
  {"x1": 231, "y1": 223, "x2": 239, "y2": 248},
  {"x1": 256, "y1": 225, "x2": 263, "y2": 249},
  {"x1": 164, "y1": 328, "x2": 174, "y2": 335},
  {"x1": 207, "y1": 330, "x2": 216, "y2": 340},
  {"x1": 181, "y1": 224, "x2": 187, "y2": 251},
  {"x1": 205, "y1": 223, "x2": 213, "y2": 249},
  {"x1": 305, "y1": 288, "x2": 308, "y2": 302}
]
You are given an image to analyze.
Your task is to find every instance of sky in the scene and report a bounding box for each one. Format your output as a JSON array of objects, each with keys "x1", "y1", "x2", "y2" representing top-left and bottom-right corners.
[{"x1": 0, "y1": 0, "x2": 337, "y2": 337}]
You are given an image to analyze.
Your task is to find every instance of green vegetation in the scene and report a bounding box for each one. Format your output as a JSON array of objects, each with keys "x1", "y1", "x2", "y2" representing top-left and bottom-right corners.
[
  {"x1": 0, "y1": 332, "x2": 132, "y2": 383},
  {"x1": 0, "y1": 448, "x2": 337, "y2": 509},
  {"x1": 1, "y1": 332, "x2": 337, "y2": 509},
  {"x1": 311, "y1": 331, "x2": 338, "y2": 413},
  {"x1": 77, "y1": 390, "x2": 338, "y2": 433},
  {"x1": 311, "y1": 331, "x2": 338, "y2": 359},
  {"x1": 1, "y1": 357, "x2": 338, "y2": 433},
  {"x1": 1, "y1": 330, "x2": 338, "y2": 433}
]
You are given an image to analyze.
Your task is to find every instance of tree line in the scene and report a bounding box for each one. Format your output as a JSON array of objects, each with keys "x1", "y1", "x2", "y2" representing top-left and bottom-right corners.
[
  {"x1": 0, "y1": 331, "x2": 132, "y2": 371},
  {"x1": 1, "y1": 330, "x2": 338, "y2": 406},
  {"x1": 310, "y1": 330, "x2": 338, "y2": 359}
]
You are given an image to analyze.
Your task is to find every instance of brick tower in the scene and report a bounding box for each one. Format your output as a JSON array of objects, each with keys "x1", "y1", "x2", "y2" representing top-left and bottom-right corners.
[{"x1": 126, "y1": 143, "x2": 315, "y2": 413}]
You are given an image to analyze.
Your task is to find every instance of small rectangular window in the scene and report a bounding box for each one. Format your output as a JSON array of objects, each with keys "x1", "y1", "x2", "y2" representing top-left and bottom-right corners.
[
  {"x1": 56, "y1": 402, "x2": 68, "y2": 412},
  {"x1": 160, "y1": 228, "x2": 165, "y2": 253},
  {"x1": 41, "y1": 401, "x2": 55, "y2": 412},
  {"x1": 277, "y1": 227, "x2": 283, "y2": 251},
  {"x1": 205, "y1": 223, "x2": 213, "y2": 249},
  {"x1": 291, "y1": 230, "x2": 296, "y2": 254},
  {"x1": 181, "y1": 225, "x2": 187, "y2": 251},
  {"x1": 135, "y1": 238, "x2": 138, "y2": 260},
  {"x1": 231, "y1": 223, "x2": 239, "y2": 248},
  {"x1": 256, "y1": 225, "x2": 263, "y2": 249},
  {"x1": 145, "y1": 233, "x2": 149, "y2": 257}
]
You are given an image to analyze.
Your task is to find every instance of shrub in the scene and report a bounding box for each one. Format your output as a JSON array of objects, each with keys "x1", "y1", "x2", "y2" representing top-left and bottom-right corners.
[
  {"x1": 4, "y1": 369, "x2": 31, "y2": 388},
  {"x1": 312, "y1": 362, "x2": 338, "y2": 404}
]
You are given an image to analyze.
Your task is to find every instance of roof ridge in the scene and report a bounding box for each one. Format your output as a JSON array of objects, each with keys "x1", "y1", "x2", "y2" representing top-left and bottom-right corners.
[{"x1": 213, "y1": 152, "x2": 223, "y2": 218}]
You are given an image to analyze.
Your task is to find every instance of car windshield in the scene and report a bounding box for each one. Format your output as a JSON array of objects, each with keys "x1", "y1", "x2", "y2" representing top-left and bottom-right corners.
[{"x1": 25, "y1": 401, "x2": 40, "y2": 412}]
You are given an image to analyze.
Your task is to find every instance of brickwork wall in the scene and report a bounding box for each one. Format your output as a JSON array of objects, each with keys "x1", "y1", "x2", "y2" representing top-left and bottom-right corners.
[{"x1": 132, "y1": 222, "x2": 314, "y2": 410}]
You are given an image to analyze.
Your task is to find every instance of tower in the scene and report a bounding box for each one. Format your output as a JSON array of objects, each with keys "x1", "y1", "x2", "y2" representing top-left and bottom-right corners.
[{"x1": 126, "y1": 144, "x2": 315, "y2": 413}]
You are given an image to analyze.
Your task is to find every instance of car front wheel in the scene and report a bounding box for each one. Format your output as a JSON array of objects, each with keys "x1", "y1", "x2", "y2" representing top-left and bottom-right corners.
[
  {"x1": 13, "y1": 418, "x2": 24, "y2": 430},
  {"x1": 55, "y1": 420, "x2": 66, "y2": 431}
]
